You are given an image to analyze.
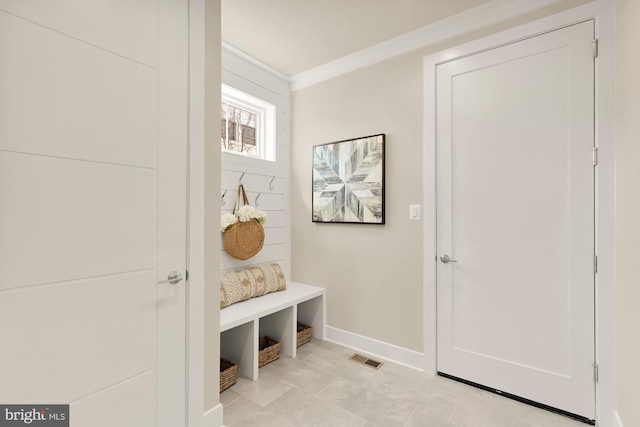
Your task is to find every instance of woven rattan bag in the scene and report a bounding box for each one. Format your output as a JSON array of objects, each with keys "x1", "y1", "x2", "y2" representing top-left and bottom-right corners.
[{"x1": 223, "y1": 185, "x2": 265, "y2": 260}]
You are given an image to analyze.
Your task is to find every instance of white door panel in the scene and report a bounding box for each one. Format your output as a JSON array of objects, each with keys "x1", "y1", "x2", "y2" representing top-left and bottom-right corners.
[
  {"x1": 0, "y1": 1, "x2": 187, "y2": 425},
  {"x1": 0, "y1": 272, "x2": 155, "y2": 402},
  {"x1": 0, "y1": 12, "x2": 157, "y2": 168},
  {"x1": 73, "y1": 372, "x2": 156, "y2": 427},
  {"x1": 0, "y1": 0, "x2": 158, "y2": 66},
  {"x1": 436, "y1": 21, "x2": 595, "y2": 419},
  {"x1": 0, "y1": 152, "x2": 156, "y2": 290}
]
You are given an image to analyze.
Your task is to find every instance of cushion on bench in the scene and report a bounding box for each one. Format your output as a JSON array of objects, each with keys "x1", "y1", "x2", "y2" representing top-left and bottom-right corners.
[{"x1": 220, "y1": 263, "x2": 287, "y2": 308}]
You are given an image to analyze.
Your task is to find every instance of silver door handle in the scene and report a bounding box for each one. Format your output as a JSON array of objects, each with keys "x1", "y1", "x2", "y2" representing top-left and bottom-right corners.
[
  {"x1": 159, "y1": 270, "x2": 183, "y2": 285},
  {"x1": 440, "y1": 254, "x2": 458, "y2": 264}
]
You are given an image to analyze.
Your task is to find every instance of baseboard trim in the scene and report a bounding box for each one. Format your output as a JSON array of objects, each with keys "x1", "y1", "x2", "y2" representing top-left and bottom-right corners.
[
  {"x1": 613, "y1": 411, "x2": 624, "y2": 427},
  {"x1": 202, "y1": 403, "x2": 223, "y2": 427},
  {"x1": 324, "y1": 326, "x2": 424, "y2": 371}
]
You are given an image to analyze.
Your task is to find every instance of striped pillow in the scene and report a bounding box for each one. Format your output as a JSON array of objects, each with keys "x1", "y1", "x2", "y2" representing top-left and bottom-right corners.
[{"x1": 220, "y1": 263, "x2": 286, "y2": 308}]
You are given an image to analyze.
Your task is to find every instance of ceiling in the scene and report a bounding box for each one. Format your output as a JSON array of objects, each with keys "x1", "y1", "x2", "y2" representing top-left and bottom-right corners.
[{"x1": 221, "y1": 0, "x2": 492, "y2": 77}]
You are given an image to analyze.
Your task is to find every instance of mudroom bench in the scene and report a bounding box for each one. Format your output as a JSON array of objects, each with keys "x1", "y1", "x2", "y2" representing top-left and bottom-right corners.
[{"x1": 220, "y1": 281, "x2": 325, "y2": 381}]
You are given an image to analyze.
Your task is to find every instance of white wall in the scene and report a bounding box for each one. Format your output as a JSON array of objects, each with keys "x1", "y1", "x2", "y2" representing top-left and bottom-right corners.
[
  {"x1": 220, "y1": 47, "x2": 292, "y2": 278},
  {"x1": 292, "y1": 53, "x2": 425, "y2": 353},
  {"x1": 615, "y1": 1, "x2": 640, "y2": 426}
]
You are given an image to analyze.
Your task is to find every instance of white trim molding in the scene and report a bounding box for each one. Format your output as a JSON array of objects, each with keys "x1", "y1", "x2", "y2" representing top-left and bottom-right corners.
[
  {"x1": 222, "y1": 42, "x2": 290, "y2": 83},
  {"x1": 423, "y1": 1, "x2": 616, "y2": 426},
  {"x1": 290, "y1": 0, "x2": 568, "y2": 91},
  {"x1": 325, "y1": 326, "x2": 424, "y2": 371},
  {"x1": 203, "y1": 404, "x2": 224, "y2": 427},
  {"x1": 188, "y1": 0, "x2": 223, "y2": 426}
]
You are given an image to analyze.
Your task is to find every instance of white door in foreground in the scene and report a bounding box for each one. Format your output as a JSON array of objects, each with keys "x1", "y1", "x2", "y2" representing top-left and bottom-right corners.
[
  {"x1": 436, "y1": 20, "x2": 595, "y2": 420},
  {"x1": 0, "y1": 1, "x2": 188, "y2": 425}
]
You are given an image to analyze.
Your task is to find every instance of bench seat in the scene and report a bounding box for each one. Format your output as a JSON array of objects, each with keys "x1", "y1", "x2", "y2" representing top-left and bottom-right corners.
[{"x1": 220, "y1": 281, "x2": 325, "y2": 381}]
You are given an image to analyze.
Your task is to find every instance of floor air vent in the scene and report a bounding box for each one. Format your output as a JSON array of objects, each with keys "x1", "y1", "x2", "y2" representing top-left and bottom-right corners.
[{"x1": 349, "y1": 353, "x2": 383, "y2": 370}]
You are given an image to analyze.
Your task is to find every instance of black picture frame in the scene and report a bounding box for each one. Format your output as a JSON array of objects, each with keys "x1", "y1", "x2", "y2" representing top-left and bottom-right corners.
[{"x1": 312, "y1": 134, "x2": 385, "y2": 224}]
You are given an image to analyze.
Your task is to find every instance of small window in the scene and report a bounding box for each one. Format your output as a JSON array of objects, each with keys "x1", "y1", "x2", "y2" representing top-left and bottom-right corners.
[{"x1": 221, "y1": 85, "x2": 275, "y2": 161}]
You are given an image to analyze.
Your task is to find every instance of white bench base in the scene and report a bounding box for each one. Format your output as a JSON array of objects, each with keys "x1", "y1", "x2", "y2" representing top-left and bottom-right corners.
[{"x1": 220, "y1": 281, "x2": 325, "y2": 381}]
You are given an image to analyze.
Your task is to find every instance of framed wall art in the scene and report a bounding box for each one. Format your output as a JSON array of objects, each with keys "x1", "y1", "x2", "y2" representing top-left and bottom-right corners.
[{"x1": 312, "y1": 134, "x2": 385, "y2": 224}]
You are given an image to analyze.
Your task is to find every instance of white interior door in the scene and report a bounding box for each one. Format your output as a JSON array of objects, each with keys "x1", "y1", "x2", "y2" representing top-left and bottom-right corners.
[
  {"x1": 0, "y1": 1, "x2": 187, "y2": 426},
  {"x1": 436, "y1": 21, "x2": 595, "y2": 420}
]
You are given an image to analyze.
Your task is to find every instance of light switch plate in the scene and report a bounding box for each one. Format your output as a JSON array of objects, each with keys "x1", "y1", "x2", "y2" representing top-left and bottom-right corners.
[{"x1": 409, "y1": 204, "x2": 421, "y2": 220}]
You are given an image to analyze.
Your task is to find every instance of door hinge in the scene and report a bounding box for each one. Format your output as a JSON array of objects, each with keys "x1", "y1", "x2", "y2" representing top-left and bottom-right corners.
[
  {"x1": 593, "y1": 254, "x2": 598, "y2": 275},
  {"x1": 593, "y1": 362, "x2": 599, "y2": 383},
  {"x1": 592, "y1": 39, "x2": 599, "y2": 58},
  {"x1": 593, "y1": 147, "x2": 599, "y2": 166}
]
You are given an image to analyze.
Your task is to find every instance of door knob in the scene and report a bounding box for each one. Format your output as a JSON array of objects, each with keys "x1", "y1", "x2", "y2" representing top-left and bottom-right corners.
[
  {"x1": 440, "y1": 254, "x2": 458, "y2": 264},
  {"x1": 159, "y1": 270, "x2": 183, "y2": 285}
]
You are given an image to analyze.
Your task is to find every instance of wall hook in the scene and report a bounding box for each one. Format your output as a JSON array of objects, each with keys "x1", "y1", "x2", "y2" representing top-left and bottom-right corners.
[
  {"x1": 269, "y1": 176, "x2": 276, "y2": 190},
  {"x1": 255, "y1": 193, "x2": 261, "y2": 208},
  {"x1": 239, "y1": 172, "x2": 245, "y2": 185},
  {"x1": 221, "y1": 190, "x2": 227, "y2": 205}
]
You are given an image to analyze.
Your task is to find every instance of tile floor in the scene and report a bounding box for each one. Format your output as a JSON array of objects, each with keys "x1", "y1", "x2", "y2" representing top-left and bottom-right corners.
[{"x1": 221, "y1": 339, "x2": 588, "y2": 427}]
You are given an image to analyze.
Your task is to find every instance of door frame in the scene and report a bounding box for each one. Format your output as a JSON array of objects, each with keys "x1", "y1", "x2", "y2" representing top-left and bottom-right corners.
[
  {"x1": 186, "y1": 0, "x2": 223, "y2": 426},
  {"x1": 422, "y1": 1, "x2": 616, "y2": 425}
]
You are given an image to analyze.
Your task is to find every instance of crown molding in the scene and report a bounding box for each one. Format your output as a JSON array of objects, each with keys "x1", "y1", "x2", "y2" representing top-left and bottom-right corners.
[
  {"x1": 222, "y1": 42, "x2": 290, "y2": 83},
  {"x1": 290, "y1": 0, "x2": 567, "y2": 91}
]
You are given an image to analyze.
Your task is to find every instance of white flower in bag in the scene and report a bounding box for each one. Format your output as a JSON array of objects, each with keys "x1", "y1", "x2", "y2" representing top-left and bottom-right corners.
[
  {"x1": 221, "y1": 206, "x2": 267, "y2": 231},
  {"x1": 254, "y1": 210, "x2": 267, "y2": 224},
  {"x1": 237, "y1": 205, "x2": 256, "y2": 222},
  {"x1": 221, "y1": 185, "x2": 267, "y2": 233},
  {"x1": 221, "y1": 213, "x2": 238, "y2": 231}
]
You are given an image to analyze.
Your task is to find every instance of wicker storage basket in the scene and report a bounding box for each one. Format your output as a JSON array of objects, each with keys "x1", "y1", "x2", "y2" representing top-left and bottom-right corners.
[
  {"x1": 219, "y1": 358, "x2": 238, "y2": 392},
  {"x1": 258, "y1": 336, "x2": 280, "y2": 367},
  {"x1": 296, "y1": 322, "x2": 313, "y2": 347}
]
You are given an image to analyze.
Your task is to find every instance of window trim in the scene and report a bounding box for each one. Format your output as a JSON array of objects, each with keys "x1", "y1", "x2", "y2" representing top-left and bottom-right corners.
[{"x1": 221, "y1": 84, "x2": 276, "y2": 162}]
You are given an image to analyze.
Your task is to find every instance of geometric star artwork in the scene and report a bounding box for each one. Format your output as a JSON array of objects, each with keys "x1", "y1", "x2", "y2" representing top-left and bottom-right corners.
[{"x1": 312, "y1": 134, "x2": 385, "y2": 224}]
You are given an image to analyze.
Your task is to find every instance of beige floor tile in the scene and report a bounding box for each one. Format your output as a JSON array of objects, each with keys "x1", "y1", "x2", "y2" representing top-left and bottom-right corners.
[
  {"x1": 267, "y1": 386, "x2": 369, "y2": 427},
  {"x1": 232, "y1": 372, "x2": 292, "y2": 407},
  {"x1": 260, "y1": 355, "x2": 336, "y2": 394},
  {"x1": 302, "y1": 346, "x2": 377, "y2": 384},
  {"x1": 364, "y1": 370, "x2": 457, "y2": 420},
  {"x1": 311, "y1": 339, "x2": 356, "y2": 357},
  {"x1": 224, "y1": 397, "x2": 295, "y2": 427},
  {"x1": 405, "y1": 407, "x2": 458, "y2": 427},
  {"x1": 376, "y1": 360, "x2": 425, "y2": 381},
  {"x1": 450, "y1": 398, "x2": 537, "y2": 427},
  {"x1": 318, "y1": 376, "x2": 415, "y2": 427},
  {"x1": 295, "y1": 341, "x2": 320, "y2": 359},
  {"x1": 219, "y1": 387, "x2": 242, "y2": 407},
  {"x1": 223, "y1": 340, "x2": 592, "y2": 427},
  {"x1": 494, "y1": 396, "x2": 589, "y2": 427},
  {"x1": 430, "y1": 375, "x2": 499, "y2": 407}
]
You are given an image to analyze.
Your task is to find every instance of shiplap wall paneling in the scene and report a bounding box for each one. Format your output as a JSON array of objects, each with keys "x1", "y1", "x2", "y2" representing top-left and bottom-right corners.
[
  {"x1": 220, "y1": 169, "x2": 288, "y2": 273},
  {"x1": 220, "y1": 244, "x2": 287, "y2": 272},
  {"x1": 221, "y1": 169, "x2": 286, "y2": 194},
  {"x1": 221, "y1": 188, "x2": 285, "y2": 212},
  {"x1": 220, "y1": 45, "x2": 291, "y2": 280}
]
